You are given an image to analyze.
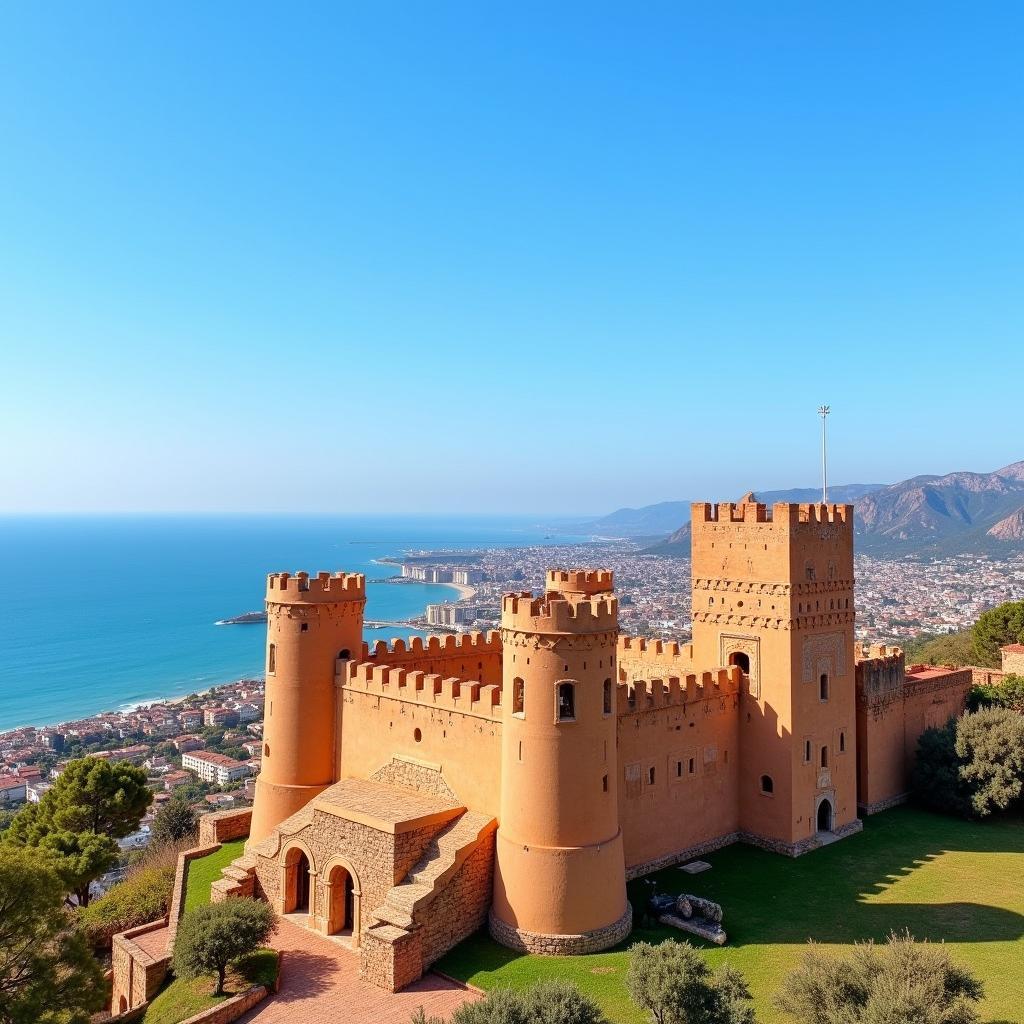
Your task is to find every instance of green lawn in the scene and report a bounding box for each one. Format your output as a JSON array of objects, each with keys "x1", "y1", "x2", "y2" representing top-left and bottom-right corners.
[
  {"x1": 141, "y1": 949, "x2": 278, "y2": 1024},
  {"x1": 436, "y1": 808, "x2": 1024, "y2": 1024},
  {"x1": 183, "y1": 839, "x2": 247, "y2": 913}
]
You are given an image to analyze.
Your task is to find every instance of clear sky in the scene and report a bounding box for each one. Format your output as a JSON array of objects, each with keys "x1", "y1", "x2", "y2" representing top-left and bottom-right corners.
[{"x1": 1, "y1": 3, "x2": 1021, "y2": 516}]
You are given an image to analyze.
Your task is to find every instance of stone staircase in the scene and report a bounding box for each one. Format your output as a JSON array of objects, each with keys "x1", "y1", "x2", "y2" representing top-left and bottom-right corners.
[
  {"x1": 369, "y1": 810, "x2": 494, "y2": 930},
  {"x1": 211, "y1": 803, "x2": 316, "y2": 902}
]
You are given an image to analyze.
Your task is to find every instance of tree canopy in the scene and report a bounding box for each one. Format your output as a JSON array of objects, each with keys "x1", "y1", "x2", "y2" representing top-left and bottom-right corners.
[
  {"x1": 172, "y1": 899, "x2": 275, "y2": 996},
  {"x1": 3, "y1": 757, "x2": 151, "y2": 907},
  {"x1": 912, "y1": 708, "x2": 1024, "y2": 818},
  {"x1": 775, "y1": 930, "x2": 983, "y2": 1024},
  {"x1": 0, "y1": 845, "x2": 105, "y2": 1024},
  {"x1": 151, "y1": 798, "x2": 198, "y2": 846},
  {"x1": 971, "y1": 600, "x2": 1024, "y2": 668}
]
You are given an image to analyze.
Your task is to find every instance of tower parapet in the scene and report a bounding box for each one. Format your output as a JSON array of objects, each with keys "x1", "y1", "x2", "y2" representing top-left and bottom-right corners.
[
  {"x1": 249, "y1": 569, "x2": 366, "y2": 845},
  {"x1": 490, "y1": 570, "x2": 630, "y2": 955}
]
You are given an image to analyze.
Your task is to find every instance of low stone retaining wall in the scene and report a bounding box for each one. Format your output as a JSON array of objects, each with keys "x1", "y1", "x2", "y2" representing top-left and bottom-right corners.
[
  {"x1": 199, "y1": 808, "x2": 253, "y2": 846},
  {"x1": 110, "y1": 919, "x2": 171, "y2": 1014},
  {"x1": 176, "y1": 984, "x2": 270, "y2": 1024},
  {"x1": 626, "y1": 832, "x2": 740, "y2": 881},
  {"x1": 167, "y1": 843, "x2": 221, "y2": 949}
]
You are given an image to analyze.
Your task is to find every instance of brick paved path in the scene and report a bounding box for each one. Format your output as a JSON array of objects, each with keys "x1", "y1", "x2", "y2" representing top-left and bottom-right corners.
[{"x1": 238, "y1": 917, "x2": 478, "y2": 1024}]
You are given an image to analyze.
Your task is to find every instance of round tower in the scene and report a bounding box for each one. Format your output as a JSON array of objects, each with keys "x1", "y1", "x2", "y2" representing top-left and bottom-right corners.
[
  {"x1": 248, "y1": 570, "x2": 365, "y2": 845},
  {"x1": 490, "y1": 569, "x2": 631, "y2": 953}
]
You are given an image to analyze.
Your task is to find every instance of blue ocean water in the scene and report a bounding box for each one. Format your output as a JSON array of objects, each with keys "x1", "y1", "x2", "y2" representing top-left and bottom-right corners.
[{"x1": 0, "y1": 515, "x2": 580, "y2": 732}]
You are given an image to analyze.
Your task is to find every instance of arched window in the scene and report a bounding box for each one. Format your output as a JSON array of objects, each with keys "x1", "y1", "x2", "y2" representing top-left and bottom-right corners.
[
  {"x1": 760, "y1": 774, "x2": 774, "y2": 794},
  {"x1": 512, "y1": 677, "x2": 525, "y2": 716},
  {"x1": 821, "y1": 745, "x2": 829, "y2": 768},
  {"x1": 603, "y1": 678, "x2": 612, "y2": 715},
  {"x1": 338, "y1": 648, "x2": 351, "y2": 661},
  {"x1": 729, "y1": 652, "x2": 750, "y2": 674},
  {"x1": 557, "y1": 681, "x2": 576, "y2": 721},
  {"x1": 819, "y1": 673, "x2": 829, "y2": 701},
  {"x1": 805, "y1": 560, "x2": 816, "y2": 581},
  {"x1": 268, "y1": 644, "x2": 276, "y2": 675},
  {"x1": 804, "y1": 740, "x2": 811, "y2": 763}
]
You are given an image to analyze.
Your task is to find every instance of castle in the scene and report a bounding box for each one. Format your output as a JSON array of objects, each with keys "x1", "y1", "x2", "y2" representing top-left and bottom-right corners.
[{"x1": 211, "y1": 495, "x2": 971, "y2": 991}]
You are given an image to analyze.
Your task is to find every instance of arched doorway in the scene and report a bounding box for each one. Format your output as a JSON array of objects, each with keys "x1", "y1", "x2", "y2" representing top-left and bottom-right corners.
[
  {"x1": 284, "y1": 847, "x2": 311, "y2": 913},
  {"x1": 327, "y1": 864, "x2": 356, "y2": 936},
  {"x1": 118, "y1": 995, "x2": 128, "y2": 1014},
  {"x1": 817, "y1": 798, "x2": 833, "y2": 833}
]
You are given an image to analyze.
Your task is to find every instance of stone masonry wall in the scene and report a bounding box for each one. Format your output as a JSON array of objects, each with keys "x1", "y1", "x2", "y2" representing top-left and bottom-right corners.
[
  {"x1": 417, "y1": 829, "x2": 496, "y2": 965},
  {"x1": 198, "y1": 808, "x2": 252, "y2": 845}
]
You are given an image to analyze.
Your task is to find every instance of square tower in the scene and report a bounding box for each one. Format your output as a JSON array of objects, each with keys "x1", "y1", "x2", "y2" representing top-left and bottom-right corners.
[{"x1": 690, "y1": 495, "x2": 860, "y2": 854}]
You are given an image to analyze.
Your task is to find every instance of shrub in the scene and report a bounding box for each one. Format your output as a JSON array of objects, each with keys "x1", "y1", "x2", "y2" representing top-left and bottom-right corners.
[
  {"x1": 968, "y1": 674, "x2": 1024, "y2": 713},
  {"x1": 956, "y1": 707, "x2": 1024, "y2": 816},
  {"x1": 626, "y1": 940, "x2": 754, "y2": 1024},
  {"x1": 774, "y1": 930, "x2": 983, "y2": 1024},
  {"x1": 415, "y1": 981, "x2": 608, "y2": 1024},
  {"x1": 172, "y1": 899, "x2": 275, "y2": 996}
]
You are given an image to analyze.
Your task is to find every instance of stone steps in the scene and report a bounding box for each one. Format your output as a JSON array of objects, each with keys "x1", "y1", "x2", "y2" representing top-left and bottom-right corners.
[{"x1": 370, "y1": 810, "x2": 495, "y2": 929}]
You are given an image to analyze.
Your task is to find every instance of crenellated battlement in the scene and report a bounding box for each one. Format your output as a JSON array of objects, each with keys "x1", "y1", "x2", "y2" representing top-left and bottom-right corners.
[
  {"x1": 342, "y1": 661, "x2": 503, "y2": 719},
  {"x1": 616, "y1": 665, "x2": 742, "y2": 716},
  {"x1": 501, "y1": 592, "x2": 618, "y2": 634},
  {"x1": 692, "y1": 500, "x2": 853, "y2": 527},
  {"x1": 266, "y1": 570, "x2": 366, "y2": 602},
  {"x1": 856, "y1": 642, "x2": 903, "y2": 663},
  {"x1": 546, "y1": 569, "x2": 614, "y2": 596},
  {"x1": 363, "y1": 631, "x2": 501, "y2": 661},
  {"x1": 618, "y1": 636, "x2": 696, "y2": 666}
]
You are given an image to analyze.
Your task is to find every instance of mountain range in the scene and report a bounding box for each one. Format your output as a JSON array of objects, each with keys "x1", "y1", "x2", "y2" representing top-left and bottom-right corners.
[{"x1": 580, "y1": 462, "x2": 1024, "y2": 558}]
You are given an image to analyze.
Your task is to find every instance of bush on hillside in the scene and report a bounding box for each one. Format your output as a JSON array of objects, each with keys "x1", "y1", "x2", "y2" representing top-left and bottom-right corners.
[{"x1": 80, "y1": 838, "x2": 187, "y2": 951}]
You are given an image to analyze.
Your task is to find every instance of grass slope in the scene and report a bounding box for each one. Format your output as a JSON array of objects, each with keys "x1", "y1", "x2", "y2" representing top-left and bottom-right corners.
[
  {"x1": 437, "y1": 808, "x2": 1024, "y2": 1024},
  {"x1": 183, "y1": 838, "x2": 247, "y2": 913},
  {"x1": 141, "y1": 950, "x2": 278, "y2": 1024}
]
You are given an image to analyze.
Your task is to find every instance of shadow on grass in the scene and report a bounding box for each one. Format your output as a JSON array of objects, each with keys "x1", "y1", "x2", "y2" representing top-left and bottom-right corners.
[{"x1": 622, "y1": 806, "x2": 1024, "y2": 949}]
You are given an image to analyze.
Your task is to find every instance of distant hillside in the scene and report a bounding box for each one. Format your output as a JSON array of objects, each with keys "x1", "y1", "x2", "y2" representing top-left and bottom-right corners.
[
  {"x1": 637, "y1": 462, "x2": 1024, "y2": 559},
  {"x1": 580, "y1": 484, "x2": 882, "y2": 540}
]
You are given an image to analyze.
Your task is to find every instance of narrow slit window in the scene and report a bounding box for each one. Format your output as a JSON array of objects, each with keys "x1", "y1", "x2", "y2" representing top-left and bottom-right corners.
[
  {"x1": 819, "y1": 673, "x2": 829, "y2": 701},
  {"x1": 603, "y1": 678, "x2": 612, "y2": 715},
  {"x1": 268, "y1": 644, "x2": 276, "y2": 675},
  {"x1": 513, "y1": 677, "x2": 525, "y2": 716},
  {"x1": 557, "y1": 681, "x2": 575, "y2": 721},
  {"x1": 821, "y1": 746, "x2": 829, "y2": 768}
]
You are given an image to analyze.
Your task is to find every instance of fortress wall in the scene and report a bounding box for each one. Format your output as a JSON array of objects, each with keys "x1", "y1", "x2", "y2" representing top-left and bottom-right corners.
[
  {"x1": 854, "y1": 649, "x2": 971, "y2": 814},
  {"x1": 616, "y1": 670, "x2": 741, "y2": 872},
  {"x1": 340, "y1": 664, "x2": 502, "y2": 816},
  {"x1": 902, "y1": 666, "x2": 972, "y2": 768},
  {"x1": 617, "y1": 636, "x2": 696, "y2": 681},
  {"x1": 356, "y1": 631, "x2": 503, "y2": 685}
]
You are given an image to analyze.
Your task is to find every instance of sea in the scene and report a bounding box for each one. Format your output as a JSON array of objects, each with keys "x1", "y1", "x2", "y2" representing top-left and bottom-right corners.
[{"x1": 0, "y1": 515, "x2": 586, "y2": 733}]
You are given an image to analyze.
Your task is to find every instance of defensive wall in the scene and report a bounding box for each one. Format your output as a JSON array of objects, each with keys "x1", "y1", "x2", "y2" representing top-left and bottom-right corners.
[
  {"x1": 854, "y1": 644, "x2": 971, "y2": 814},
  {"x1": 355, "y1": 631, "x2": 503, "y2": 685},
  {"x1": 615, "y1": 666, "x2": 742, "y2": 875},
  {"x1": 340, "y1": 657, "x2": 503, "y2": 816}
]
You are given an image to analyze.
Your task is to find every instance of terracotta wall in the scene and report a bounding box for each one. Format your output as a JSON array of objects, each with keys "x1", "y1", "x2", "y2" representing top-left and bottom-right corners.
[
  {"x1": 357, "y1": 632, "x2": 503, "y2": 685},
  {"x1": 339, "y1": 689, "x2": 502, "y2": 816},
  {"x1": 616, "y1": 686, "x2": 740, "y2": 873}
]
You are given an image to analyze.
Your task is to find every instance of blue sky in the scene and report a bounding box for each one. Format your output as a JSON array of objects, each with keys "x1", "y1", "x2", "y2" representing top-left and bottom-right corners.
[{"x1": 1, "y1": 3, "x2": 1021, "y2": 515}]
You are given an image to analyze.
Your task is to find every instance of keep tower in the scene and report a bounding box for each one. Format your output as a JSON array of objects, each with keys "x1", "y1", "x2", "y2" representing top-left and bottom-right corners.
[
  {"x1": 248, "y1": 571, "x2": 365, "y2": 845},
  {"x1": 490, "y1": 569, "x2": 631, "y2": 953},
  {"x1": 690, "y1": 495, "x2": 859, "y2": 854}
]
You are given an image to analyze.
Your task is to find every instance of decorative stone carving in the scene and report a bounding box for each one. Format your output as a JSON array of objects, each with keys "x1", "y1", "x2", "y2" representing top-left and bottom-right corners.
[{"x1": 801, "y1": 632, "x2": 845, "y2": 684}]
